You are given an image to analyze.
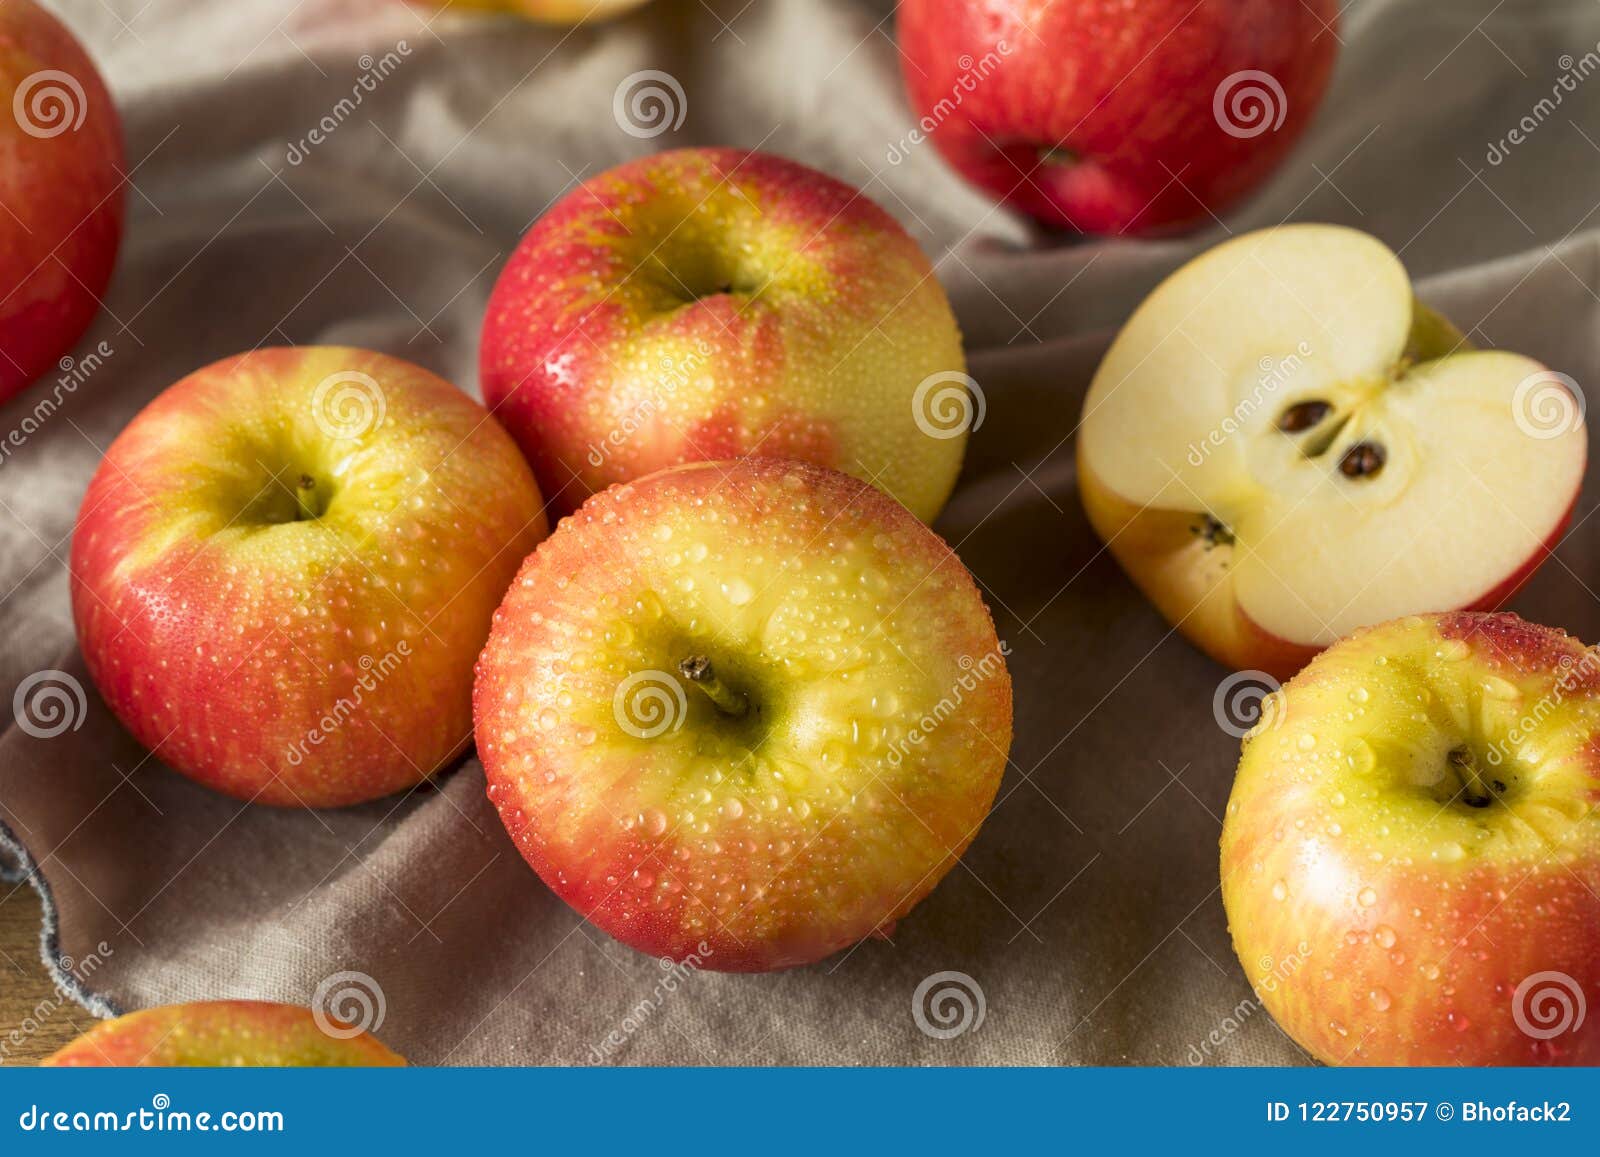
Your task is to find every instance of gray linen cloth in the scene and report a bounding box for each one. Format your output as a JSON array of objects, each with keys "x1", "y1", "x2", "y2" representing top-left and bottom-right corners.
[{"x1": 2, "y1": 0, "x2": 1598, "y2": 1065}]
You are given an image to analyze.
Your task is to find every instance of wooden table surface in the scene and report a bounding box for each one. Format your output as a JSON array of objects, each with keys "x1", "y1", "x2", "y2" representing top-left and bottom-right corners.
[{"x1": 0, "y1": 886, "x2": 94, "y2": 1065}]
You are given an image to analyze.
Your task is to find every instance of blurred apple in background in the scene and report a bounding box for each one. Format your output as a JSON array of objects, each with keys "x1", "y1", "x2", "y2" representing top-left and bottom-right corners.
[
  {"x1": 895, "y1": 0, "x2": 1340, "y2": 234},
  {"x1": 1222, "y1": 612, "x2": 1600, "y2": 1065},
  {"x1": 71, "y1": 347, "x2": 546, "y2": 808},
  {"x1": 44, "y1": 1001, "x2": 405, "y2": 1066},
  {"x1": 1079, "y1": 225, "x2": 1584, "y2": 679},
  {"x1": 480, "y1": 147, "x2": 972, "y2": 523},
  {"x1": 475, "y1": 458, "x2": 1013, "y2": 971},
  {"x1": 417, "y1": 0, "x2": 653, "y2": 24},
  {"x1": 0, "y1": 0, "x2": 124, "y2": 404}
]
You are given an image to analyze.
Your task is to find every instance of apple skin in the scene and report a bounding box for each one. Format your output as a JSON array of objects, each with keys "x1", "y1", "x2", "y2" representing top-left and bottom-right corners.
[
  {"x1": 474, "y1": 458, "x2": 1012, "y2": 971},
  {"x1": 1221, "y1": 612, "x2": 1600, "y2": 1066},
  {"x1": 71, "y1": 347, "x2": 547, "y2": 808},
  {"x1": 43, "y1": 1001, "x2": 405, "y2": 1066},
  {"x1": 0, "y1": 0, "x2": 124, "y2": 404},
  {"x1": 479, "y1": 147, "x2": 969, "y2": 523},
  {"x1": 895, "y1": 0, "x2": 1339, "y2": 234},
  {"x1": 420, "y1": 0, "x2": 652, "y2": 21}
]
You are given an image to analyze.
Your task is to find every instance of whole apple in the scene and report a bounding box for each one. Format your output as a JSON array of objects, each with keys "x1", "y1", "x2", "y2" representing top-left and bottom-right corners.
[
  {"x1": 479, "y1": 147, "x2": 971, "y2": 523},
  {"x1": 0, "y1": 0, "x2": 124, "y2": 403},
  {"x1": 43, "y1": 1001, "x2": 405, "y2": 1066},
  {"x1": 71, "y1": 347, "x2": 547, "y2": 807},
  {"x1": 474, "y1": 457, "x2": 1012, "y2": 970},
  {"x1": 1222, "y1": 612, "x2": 1600, "y2": 1065},
  {"x1": 895, "y1": 0, "x2": 1339, "y2": 234},
  {"x1": 1079, "y1": 225, "x2": 1584, "y2": 679}
]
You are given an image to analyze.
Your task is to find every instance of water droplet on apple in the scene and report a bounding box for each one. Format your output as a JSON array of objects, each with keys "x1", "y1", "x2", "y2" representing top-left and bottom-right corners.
[
  {"x1": 1481, "y1": 676, "x2": 1519, "y2": 700},
  {"x1": 1436, "y1": 639, "x2": 1470, "y2": 662},
  {"x1": 1369, "y1": 987, "x2": 1393, "y2": 1012},
  {"x1": 1271, "y1": 879, "x2": 1288, "y2": 902},
  {"x1": 1374, "y1": 925, "x2": 1397, "y2": 949},
  {"x1": 1358, "y1": 886, "x2": 1378, "y2": 907}
]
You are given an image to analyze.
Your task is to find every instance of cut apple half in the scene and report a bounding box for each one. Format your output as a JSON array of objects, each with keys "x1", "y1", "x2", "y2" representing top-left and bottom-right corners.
[{"x1": 1079, "y1": 225, "x2": 1586, "y2": 677}]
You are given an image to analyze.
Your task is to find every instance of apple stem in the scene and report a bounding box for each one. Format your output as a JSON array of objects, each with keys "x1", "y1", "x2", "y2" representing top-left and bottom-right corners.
[
  {"x1": 294, "y1": 474, "x2": 319, "y2": 521},
  {"x1": 678, "y1": 656, "x2": 749, "y2": 719},
  {"x1": 1448, "y1": 747, "x2": 1495, "y2": 808}
]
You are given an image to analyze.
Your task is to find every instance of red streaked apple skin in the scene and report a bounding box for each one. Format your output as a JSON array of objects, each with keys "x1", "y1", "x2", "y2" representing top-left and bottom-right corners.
[
  {"x1": 475, "y1": 458, "x2": 1012, "y2": 971},
  {"x1": 1079, "y1": 458, "x2": 1581, "y2": 682},
  {"x1": 71, "y1": 347, "x2": 546, "y2": 808},
  {"x1": 1221, "y1": 613, "x2": 1600, "y2": 1066},
  {"x1": 480, "y1": 147, "x2": 968, "y2": 523},
  {"x1": 0, "y1": 0, "x2": 124, "y2": 403},
  {"x1": 43, "y1": 1001, "x2": 405, "y2": 1066},
  {"x1": 895, "y1": 0, "x2": 1339, "y2": 234}
]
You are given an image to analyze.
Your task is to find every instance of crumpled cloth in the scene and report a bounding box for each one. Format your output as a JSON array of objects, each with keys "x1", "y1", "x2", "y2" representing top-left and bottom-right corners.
[{"x1": 3, "y1": 0, "x2": 1599, "y2": 1065}]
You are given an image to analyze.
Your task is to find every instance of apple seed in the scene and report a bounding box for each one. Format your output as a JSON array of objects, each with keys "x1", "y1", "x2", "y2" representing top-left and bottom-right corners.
[
  {"x1": 1277, "y1": 400, "x2": 1332, "y2": 433},
  {"x1": 1338, "y1": 441, "x2": 1386, "y2": 479}
]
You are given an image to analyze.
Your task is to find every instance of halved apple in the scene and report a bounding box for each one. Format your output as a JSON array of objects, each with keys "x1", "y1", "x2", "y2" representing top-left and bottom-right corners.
[{"x1": 1079, "y1": 225, "x2": 1586, "y2": 678}]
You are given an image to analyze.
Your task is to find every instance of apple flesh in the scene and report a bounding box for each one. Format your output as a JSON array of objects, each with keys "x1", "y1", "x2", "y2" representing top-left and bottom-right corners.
[
  {"x1": 895, "y1": 0, "x2": 1339, "y2": 234},
  {"x1": 1222, "y1": 612, "x2": 1600, "y2": 1065},
  {"x1": 474, "y1": 458, "x2": 1012, "y2": 970},
  {"x1": 0, "y1": 0, "x2": 124, "y2": 403},
  {"x1": 71, "y1": 347, "x2": 547, "y2": 807},
  {"x1": 43, "y1": 1001, "x2": 405, "y2": 1066},
  {"x1": 1079, "y1": 225, "x2": 1585, "y2": 680},
  {"x1": 480, "y1": 147, "x2": 970, "y2": 523}
]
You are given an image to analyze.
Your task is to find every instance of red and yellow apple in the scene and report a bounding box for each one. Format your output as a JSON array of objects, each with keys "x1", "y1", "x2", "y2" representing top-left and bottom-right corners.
[
  {"x1": 417, "y1": 0, "x2": 652, "y2": 21},
  {"x1": 71, "y1": 347, "x2": 546, "y2": 808},
  {"x1": 43, "y1": 1000, "x2": 405, "y2": 1066},
  {"x1": 895, "y1": 0, "x2": 1339, "y2": 234},
  {"x1": 1222, "y1": 612, "x2": 1600, "y2": 1065},
  {"x1": 1079, "y1": 225, "x2": 1585, "y2": 680},
  {"x1": 480, "y1": 147, "x2": 971, "y2": 523},
  {"x1": 0, "y1": 0, "x2": 124, "y2": 403},
  {"x1": 474, "y1": 457, "x2": 1012, "y2": 970}
]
